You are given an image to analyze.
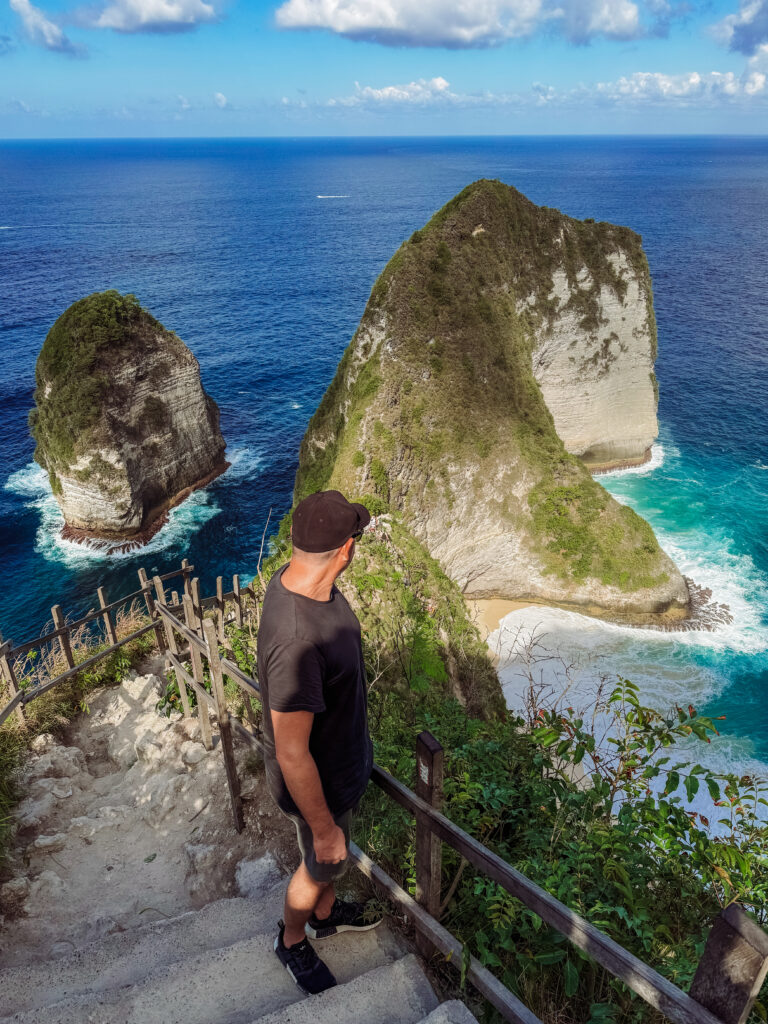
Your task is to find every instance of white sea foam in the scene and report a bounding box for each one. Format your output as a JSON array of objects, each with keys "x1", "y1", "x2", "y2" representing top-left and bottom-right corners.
[
  {"x1": 0, "y1": 226, "x2": 13, "y2": 230},
  {"x1": 3, "y1": 447, "x2": 264, "y2": 566},
  {"x1": 316, "y1": 195, "x2": 349, "y2": 199},
  {"x1": 290, "y1": 401, "x2": 301, "y2": 409},
  {"x1": 491, "y1": 611, "x2": 767, "y2": 832},
  {"x1": 599, "y1": 442, "x2": 670, "y2": 478}
]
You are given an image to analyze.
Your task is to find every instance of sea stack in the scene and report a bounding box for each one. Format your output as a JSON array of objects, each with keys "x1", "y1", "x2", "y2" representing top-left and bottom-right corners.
[
  {"x1": 295, "y1": 180, "x2": 689, "y2": 621},
  {"x1": 30, "y1": 291, "x2": 227, "y2": 546}
]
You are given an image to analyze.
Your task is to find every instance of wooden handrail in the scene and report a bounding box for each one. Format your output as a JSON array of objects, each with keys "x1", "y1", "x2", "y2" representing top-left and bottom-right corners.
[
  {"x1": 7, "y1": 628, "x2": 70, "y2": 661},
  {"x1": 4, "y1": 582, "x2": 763, "y2": 1024},
  {"x1": 220, "y1": 656, "x2": 260, "y2": 697},
  {"x1": 155, "y1": 602, "x2": 208, "y2": 655},
  {"x1": 142, "y1": 615, "x2": 728, "y2": 1024},
  {"x1": 369, "y1": 763, "x2": 722, "y2": 1024},
  {"x1": 17, "y1": 621, "x2": 157, "y2": 704},
  {"x1": 3, "y1": 566, "x2": 191, "y2": 662},
  {"x1": 348, "y1": 842, "x2": 542, "y2": 1024},
  {"x1": 0, "y1": 690, "x2": 24, "y2": 728},
  {"x1": 167, "y1": 650, "x2": 216, "y2": 712}
]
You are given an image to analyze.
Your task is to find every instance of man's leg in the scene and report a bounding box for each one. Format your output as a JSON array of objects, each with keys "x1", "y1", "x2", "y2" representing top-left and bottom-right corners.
[{"x1": 283, "y1": 863, "x2": 334, "y2": 946}]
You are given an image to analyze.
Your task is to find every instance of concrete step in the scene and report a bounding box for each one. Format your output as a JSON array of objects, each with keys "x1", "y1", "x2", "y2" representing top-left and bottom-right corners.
[
  {"x1": 417, "y1": 1000, "x2": 481, "y2": 1024},
  {"x1": 248, "y1": 954, "x2": 439, "y2": 1024},
  {"x1": 1, "y1": 926, "x2": 402, "y2": 1024},
  {"x1": 0, "y1": 892, "x2": 285, "y2": 1017}
]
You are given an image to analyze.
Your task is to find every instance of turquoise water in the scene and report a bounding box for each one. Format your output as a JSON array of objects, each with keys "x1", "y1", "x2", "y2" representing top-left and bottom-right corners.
[{"x1": 1, "y1": 137, "x2": 766, "y2": 787}]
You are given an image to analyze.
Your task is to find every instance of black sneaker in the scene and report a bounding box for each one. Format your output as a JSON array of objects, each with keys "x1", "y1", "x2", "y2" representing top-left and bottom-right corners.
[
  {"x1": 305, "y1": 898, "x2": 383, "y2": 940},
  {"x1": 274, "y1": 919, "x2": 337, "y2": 995}
]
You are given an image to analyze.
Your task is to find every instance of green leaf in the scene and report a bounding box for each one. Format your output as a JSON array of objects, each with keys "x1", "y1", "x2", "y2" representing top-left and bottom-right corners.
[
  {"x1": 143, "y1": 853, "x2": 157, "y2": 863},
  {"x1": 706, "y1": 777, "x2": 721, "y2": 801},
  {"x1": 564, "y1": 958, "x2": 579, "y2": 997},
  {"x1": 534, "y1": 950, "x2": 566, "y2": 964},
  {"x1": 666, "y1": 771, "x2": 680, "y2": 794},
  {"x1": 685, "y1": 775, "x2": 700, "y2": 802}
]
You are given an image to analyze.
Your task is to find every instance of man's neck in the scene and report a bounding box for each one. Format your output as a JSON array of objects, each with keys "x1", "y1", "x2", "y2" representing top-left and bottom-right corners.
[{"x1": 280, "y1": 561, "x2": 336, "y2": 602}]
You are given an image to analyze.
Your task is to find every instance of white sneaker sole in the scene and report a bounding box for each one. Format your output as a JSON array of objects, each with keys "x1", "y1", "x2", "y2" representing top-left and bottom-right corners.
[{"x1": 305, "y1": 917, "x2": 383, "y2": 940}]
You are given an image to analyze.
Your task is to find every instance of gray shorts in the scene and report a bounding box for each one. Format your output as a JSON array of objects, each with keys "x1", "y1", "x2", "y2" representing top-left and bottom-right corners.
[{"x1": 284, "y1": 808, "x2": 353, "y2": 884}]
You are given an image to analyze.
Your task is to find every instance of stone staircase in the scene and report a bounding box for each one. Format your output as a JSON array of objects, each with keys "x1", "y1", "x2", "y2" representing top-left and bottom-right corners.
[
  {"x1": 0, "y1": 671, "x2": 480, "y2": 1024},
  {"x1": 0, "y1": 882, "x2": 478, "y2": 1023}
]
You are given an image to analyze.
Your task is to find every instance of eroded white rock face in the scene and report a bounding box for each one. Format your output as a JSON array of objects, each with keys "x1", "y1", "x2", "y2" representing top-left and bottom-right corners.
[
  {"x1": 530, "y1": 257, "x2": 657, "y2": 469},
  {"x1": 37, "y1": 321, "x2": 226, "y2": 541}
]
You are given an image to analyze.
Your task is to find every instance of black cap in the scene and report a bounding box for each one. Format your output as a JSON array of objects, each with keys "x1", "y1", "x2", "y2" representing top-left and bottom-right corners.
[{"x1": 291, "y1": 490, "x2": 371, "y2": 553}]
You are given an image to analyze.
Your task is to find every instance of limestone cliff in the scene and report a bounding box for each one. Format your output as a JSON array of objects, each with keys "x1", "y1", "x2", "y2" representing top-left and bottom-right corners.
[
  {"x1": 30, "y1": 291, "x2": 227, "y2": 543},
  {"x1": 530, "y1": 252, "x2": 658, "y2": 471},
  {"x1": 294, "y1": 180, "x2": 688, "y2": 620}
]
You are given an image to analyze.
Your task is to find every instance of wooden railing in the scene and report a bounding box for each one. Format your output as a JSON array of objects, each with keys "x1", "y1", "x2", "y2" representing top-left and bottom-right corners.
[
  {"x1": 2, "y1": 570, "x2": 767, "y2": 1024},
  {"x1": 150, "y1": 593, "x2": 768, "y2": 1024}
]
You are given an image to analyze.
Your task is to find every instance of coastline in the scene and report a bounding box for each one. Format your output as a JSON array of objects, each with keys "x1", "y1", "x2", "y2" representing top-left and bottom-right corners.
[
  {"x1": 60, "y1": 459, "x2": 230, "y2": 554},
  {"x1": 587, "y1": 447, "x2": 652, "y2": 475}
]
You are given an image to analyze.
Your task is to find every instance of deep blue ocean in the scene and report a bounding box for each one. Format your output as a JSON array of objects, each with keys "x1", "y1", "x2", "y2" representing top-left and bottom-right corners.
[{"x1": 1, "y1": 136, "x2": 767, "y2": 788}]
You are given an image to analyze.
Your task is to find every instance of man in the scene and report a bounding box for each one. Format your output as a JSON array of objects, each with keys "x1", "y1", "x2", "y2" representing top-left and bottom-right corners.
[{"x1": 257, "y1": 489, "x2": 379, "y2": 995}]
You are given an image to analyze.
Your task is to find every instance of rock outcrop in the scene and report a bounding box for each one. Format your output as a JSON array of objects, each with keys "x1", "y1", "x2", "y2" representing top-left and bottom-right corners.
[
  {"x1": 530, "y1": 253, "x2": 658, "y2": 471},
  {"x1": 30, "y1": 291, "x2": 227, "y2": 544},
  {"x1": 294, "y1": 180, "x2": 688, "y2": 621}
]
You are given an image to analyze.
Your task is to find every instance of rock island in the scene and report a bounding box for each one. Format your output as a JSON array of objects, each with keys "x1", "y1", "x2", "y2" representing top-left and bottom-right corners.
[
  {"x1": 295, "y1": 180, "x2": 689, "y2": 622},
  {"x1": 30, "y1": 291, "x2": 227, "y2": 547}
]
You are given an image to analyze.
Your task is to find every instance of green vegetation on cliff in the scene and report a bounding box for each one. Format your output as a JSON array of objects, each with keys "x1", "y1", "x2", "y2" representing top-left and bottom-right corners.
[
  {"x1": 219, "y1": 506, "x2": 765, "y2": 1024},
  {"x1": 29, "y1": 290, "x2": 185, "y2": 473},
  {"x1": 295, "y1": 179, "x2": 671, "y2": 599}
]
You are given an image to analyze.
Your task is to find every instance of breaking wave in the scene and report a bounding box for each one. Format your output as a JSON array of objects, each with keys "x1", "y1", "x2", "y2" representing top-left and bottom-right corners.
[{"x1": 3, "y1": 446, "x2": 264, "y2": 567}]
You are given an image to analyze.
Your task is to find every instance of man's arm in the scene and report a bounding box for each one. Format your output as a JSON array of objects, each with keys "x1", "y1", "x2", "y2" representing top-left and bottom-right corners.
[{"x1": 271, "y1": 708, "x2": 347, "y2": 864}]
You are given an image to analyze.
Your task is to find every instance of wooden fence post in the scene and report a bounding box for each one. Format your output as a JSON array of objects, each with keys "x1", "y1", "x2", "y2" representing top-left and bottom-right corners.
[
  {"x1": 97, "y1": 587, "x2": 118, "y2": 646},
  {"x1": 190, "y1": 577, "x2": 204, "y2": 633},
  {"x1": 182, "y1": 594, "x2": 212, "y2": 751},
  {"x1": 181, "y1": 558, "x2": 192, "y2": 598},
  {"x1": 51, "y1": 605, "x2": 74, "y2": 670},
  {"x1": 690, "y1": 903, "x2": 768, "y2": 1024},
  {"x1": 138, "y1": 568, "x2": 165, "y2": 653},
  {"x1": 202, "y1": 618, "x2": 244, "y2": 833},
  {"x1": 171, "y1": 590, "x2": 179, "y2": 608},
  {"x1": 233, "y1": 575, "x2": 243, "y2": 628},
  {"x1": 0, "y1": 631, "x2": 25, "y2": 727},
  {"x1": 414, "y1": 730, "x2": 444, "y2": 958},
  {"x1": 153, "y1": 576, "x2": 192, "y2": 719},
  {"x1": 215, "y1": 576, "x2": 225, "y2": 641}
]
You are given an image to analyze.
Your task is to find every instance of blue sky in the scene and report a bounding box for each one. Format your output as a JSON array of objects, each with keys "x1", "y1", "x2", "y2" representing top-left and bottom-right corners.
[{"x1": 1, "y1": 0, "x2": 767, "y2": 136}]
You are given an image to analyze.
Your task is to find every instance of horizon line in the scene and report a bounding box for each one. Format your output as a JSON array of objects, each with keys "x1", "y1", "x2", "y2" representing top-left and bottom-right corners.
[{"x1": 2, "y1": 132, "x2": 768, "y2": 143}]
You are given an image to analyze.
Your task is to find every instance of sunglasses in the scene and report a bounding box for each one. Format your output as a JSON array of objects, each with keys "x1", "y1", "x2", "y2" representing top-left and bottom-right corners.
[{"x1": 351, "y1": 529, "x2": 364, "y2": 541}]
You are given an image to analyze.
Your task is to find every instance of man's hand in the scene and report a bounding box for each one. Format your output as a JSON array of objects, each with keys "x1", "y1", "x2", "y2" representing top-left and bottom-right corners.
[{"x1": 314, "y1": 823, "x2": 347, "y2": 864}]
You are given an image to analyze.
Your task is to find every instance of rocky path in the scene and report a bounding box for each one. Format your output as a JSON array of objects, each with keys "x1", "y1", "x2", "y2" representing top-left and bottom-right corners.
[{"x1": 0, "y1": 667, "x2": 478, "y2": 1024}]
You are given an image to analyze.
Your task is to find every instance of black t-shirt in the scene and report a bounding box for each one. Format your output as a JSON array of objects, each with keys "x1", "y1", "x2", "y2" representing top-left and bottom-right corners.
[{"x1": 257, "y1": 565, "x2": 373, "y2": 817}]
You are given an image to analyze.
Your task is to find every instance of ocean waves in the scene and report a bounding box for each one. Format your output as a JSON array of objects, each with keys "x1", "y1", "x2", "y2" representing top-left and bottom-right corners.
[{"x1": 3, "y1": 445, "x2": 264, "y2": 568}]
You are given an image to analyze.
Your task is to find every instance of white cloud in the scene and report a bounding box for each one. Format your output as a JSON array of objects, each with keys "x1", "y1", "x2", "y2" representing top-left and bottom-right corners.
[
  {"x1": 323, "y1": 76, "x2": 525, "y2": 108},
  {"x1": 353, "y1": 76, "x2": 453, "y2": 104},
  {"x1": 317, "y1": 67, "x2": 767, "y2": 114},
  {"x1": 589, "y1": 67, "x2": 767, "y2": 102},
  {"x1": 715, "y1": 0, "x2": 768, "y2": 56},
  {"x1": 177, "y1": 93, "x2": 191, "y2": 109},
  {"x1": 92, "y1": 0, "x2": 216, "y2": 33},
  {"x1": 275, "y1": 0, "x2": 649, "y2": 48},
  {"x1": 213, "y1": 91, "x2": 229, "y2": 108},
  {"x1": 9, "y1": 0, "x2": 83, "y2": 54}
]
